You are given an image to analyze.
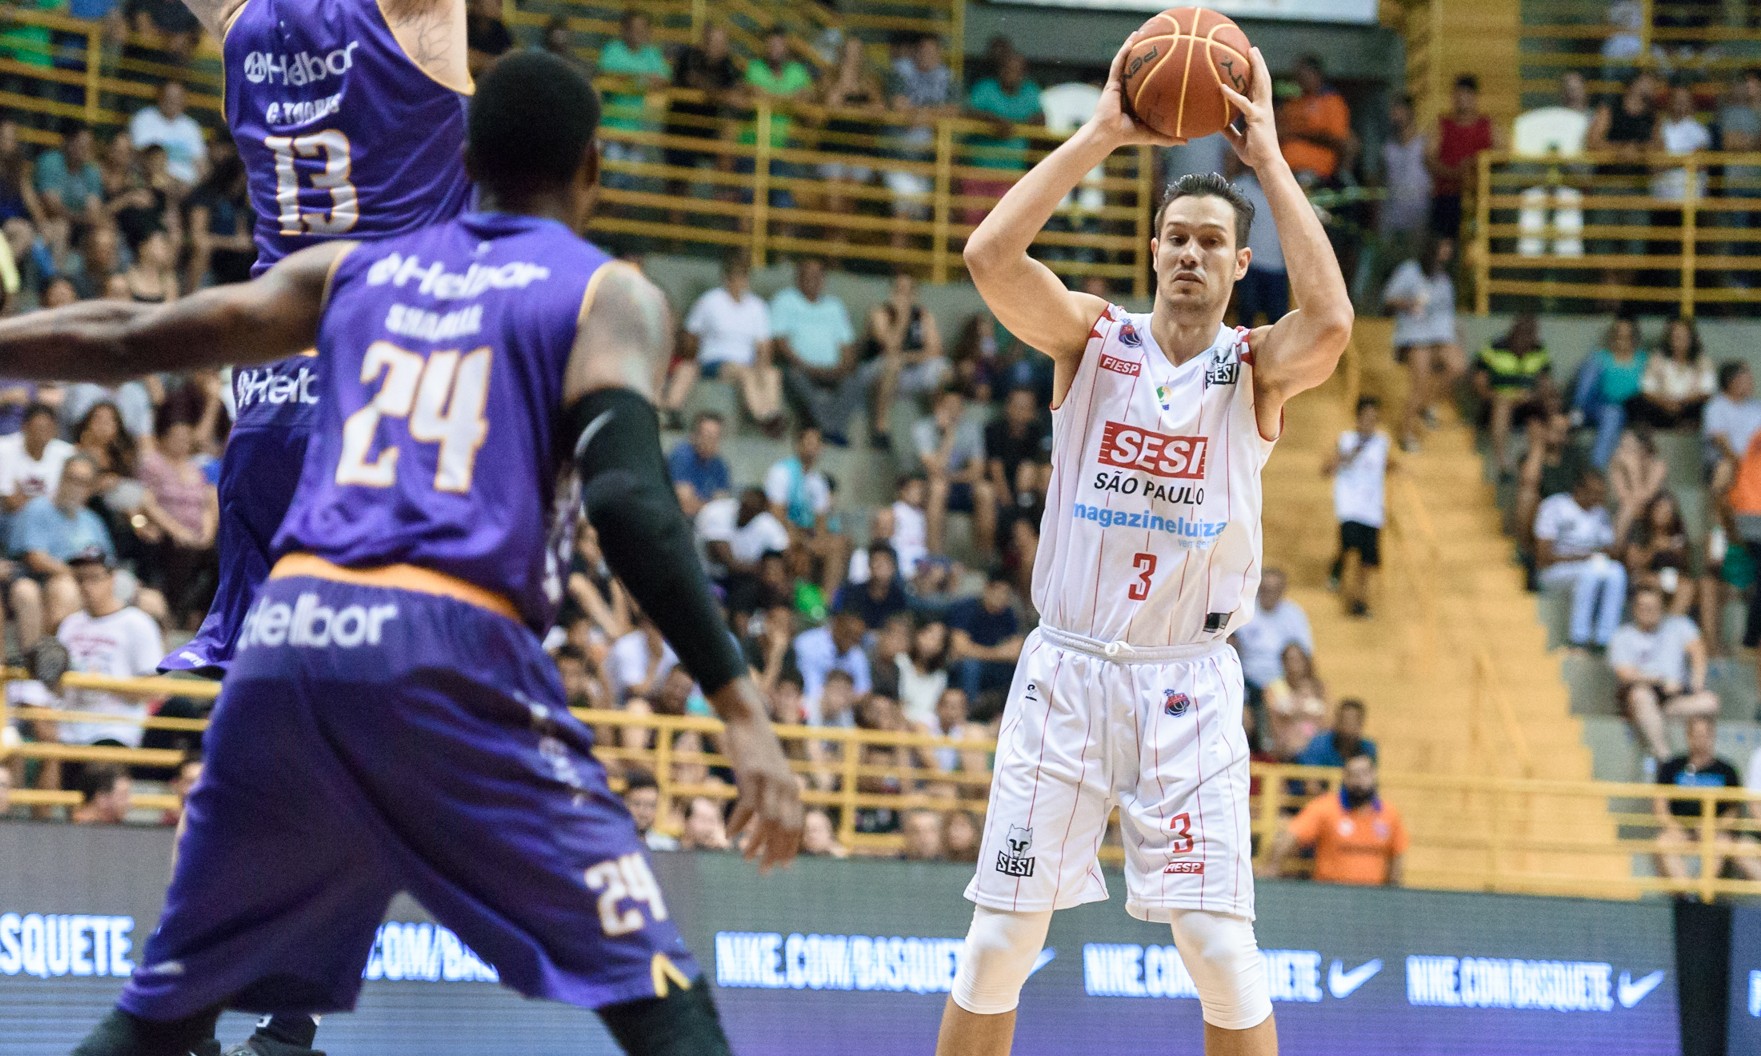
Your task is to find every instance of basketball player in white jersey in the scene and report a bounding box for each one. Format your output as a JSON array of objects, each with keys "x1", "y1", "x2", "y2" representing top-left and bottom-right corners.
[{"x1": 936, "y1": 37, "x2": 1352, "y2": 1056}]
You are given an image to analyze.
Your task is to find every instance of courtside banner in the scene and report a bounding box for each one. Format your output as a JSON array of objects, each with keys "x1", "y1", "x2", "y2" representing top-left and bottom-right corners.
[
  {"x1": 990, "y1": 0, "x2": 1377, "y2": 24},
  {"x1": 1728, "y1": 905, "x2": 1761, "y2": 1054},
  {"x1": 1, "y1": 822, "x2": 1680, "y2": 1055}
]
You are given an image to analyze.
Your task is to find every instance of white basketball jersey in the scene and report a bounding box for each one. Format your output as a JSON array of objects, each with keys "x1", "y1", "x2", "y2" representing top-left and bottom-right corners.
[{"x1": 1034, "y1": 308, "x2": 1274, "y2": 646}]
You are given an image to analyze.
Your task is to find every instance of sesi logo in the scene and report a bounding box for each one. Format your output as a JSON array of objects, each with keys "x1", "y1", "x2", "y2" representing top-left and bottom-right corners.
[
  {"x1": 1098, "y1": 421, "x2": 1209, "y2": 479},
  {"x1": 1099, "y1": 354, "x2": 1140, "y2": 376}
]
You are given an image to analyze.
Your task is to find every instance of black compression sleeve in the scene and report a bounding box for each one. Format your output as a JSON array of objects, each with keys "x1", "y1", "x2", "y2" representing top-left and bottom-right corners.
[{"x1": 568, "y1": 387, "x2": 748, "y2": 695}]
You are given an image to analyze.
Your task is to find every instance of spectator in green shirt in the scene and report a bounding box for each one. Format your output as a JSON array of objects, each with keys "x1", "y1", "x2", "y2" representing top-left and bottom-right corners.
[
  {"x1": 0, "y1": 0, "x2": 64, "y2": 69},
  {"x1": 772, "y1": 257, "x2": 862, "y2": 443},
  {"x1": 959, "y1": 49, "x2": 1042, "y2": 223},
  {"x1": 740, "y1": 28, "x2": 813, "y2": 209},
  {"x1": 598, "y1": 10, "x2": 670, "y2": 193}
]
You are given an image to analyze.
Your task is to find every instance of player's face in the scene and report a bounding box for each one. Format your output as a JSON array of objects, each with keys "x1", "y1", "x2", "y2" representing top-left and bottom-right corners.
[{"x1": 1153, "y1": 196, "x2": 1250, "y2": 315}]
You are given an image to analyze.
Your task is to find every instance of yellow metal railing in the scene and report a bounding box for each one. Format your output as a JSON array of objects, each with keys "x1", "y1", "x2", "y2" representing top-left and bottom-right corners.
[
  {"x1": 8, "y1": 673, "x2": 1761, "y2": 898},
  {"x1": 1470, "y1": 148, "x2": 1761, "y2": 316},
  {"x1": 1518, "y1": 0, "x2": 1761, "y2": 102}
]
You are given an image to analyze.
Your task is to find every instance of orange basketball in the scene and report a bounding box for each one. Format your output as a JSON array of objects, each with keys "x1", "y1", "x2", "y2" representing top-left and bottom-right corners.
[{"x1": 1118, "y1": 7, "x2": 1254, "y2": 141}]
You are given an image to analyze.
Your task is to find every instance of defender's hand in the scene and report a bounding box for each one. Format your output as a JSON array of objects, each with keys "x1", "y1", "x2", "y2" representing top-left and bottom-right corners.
[
  {"x1": 1090, "y1": 32, "x2": 1187, "y2": 150},
  {"x1": 723, "y1": 715, "x2": 803, "y2": 872},
  {"x1": 1218, "y1": 46, "x2": 1282, "y2": 171}
]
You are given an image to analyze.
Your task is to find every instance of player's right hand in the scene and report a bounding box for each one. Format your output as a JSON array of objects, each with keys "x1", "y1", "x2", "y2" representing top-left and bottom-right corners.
[
  {"x1": 723, "y1": 710, "x2": 804, "y2": 873},
  {"x1": 1091, "y1": 31, "x2": 1186, "y2": 150}
]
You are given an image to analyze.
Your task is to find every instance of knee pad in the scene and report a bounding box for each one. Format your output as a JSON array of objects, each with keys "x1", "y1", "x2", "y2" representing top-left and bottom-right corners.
[
  {"x1": 950, "y1": 906, "x2": 1054, "y2": 1016},
  {"x1": 1169, "y1": 910, "x2": 1272, "y2": 1031}
]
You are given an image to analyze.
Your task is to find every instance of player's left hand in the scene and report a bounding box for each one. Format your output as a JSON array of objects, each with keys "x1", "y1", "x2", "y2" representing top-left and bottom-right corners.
[
  {"x1": 1218, "y1": 46, "x2": 1281, "y2": 171},
  {"x1": 723, "y1": 711, "x2": 804, "y2": 872}
]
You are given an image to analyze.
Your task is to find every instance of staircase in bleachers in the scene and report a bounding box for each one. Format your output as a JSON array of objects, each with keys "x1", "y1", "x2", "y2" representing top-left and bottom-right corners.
[{"x1": 1264, "y1": 318, "x2": 1629, "y2": 894}]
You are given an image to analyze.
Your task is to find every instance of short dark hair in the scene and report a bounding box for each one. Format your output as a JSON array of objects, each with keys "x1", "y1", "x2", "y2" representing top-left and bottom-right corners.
[
  {"x1": 1344, "y1": 749, "x2": 1377, "y2": 768},
  {"x1": 1718, "y1": 361, "x2": 1749, "y2": 393},
  {"x1": 1355, "y1": 396, "x2": 1379, "y2": 414},
  {"x1": 1296, "y1": 54, "x2": 1323, "y2": 75},
  {"x1": 620, "y1": 8, "x2": 647, "y2": 29},
  {"x1": 466, "y1": 51, "x2": 600, "y2": 192},
  {"x1": 1454, "y1": 74, "x2": 1479, "y2": 92},
  {"x1": 59, "y1": 118, "x2": 90, "y2": 140},
  {"x1": 1397, "y1": 93, "x2": 1416, "y2": 110},
  {"x1": 79, "y1": 764, "x2": 126, "y2": 803},
  {"x1": 868, "y1": 541, "x2": 898, "y2": 564},
  {"x1": 1338, "y1": 698, "x2": 1367, "y2": 717},
  {"x1": 22, "y1": 402, "x2": 55, "y2": 426},
  {"x1": 1154, "y1": 172, "x2": 1255, "y2": 246},
  {"x1": 623, "y1": 768, "x2": 660, "y2": 794},
  {"x1": 825, "y1": 668, "x2": 856, "y2": 686},
  {"x1": 692, "y1": 410, "x2": 725, "y2": 428},
  {"x1": 552, "y1": 642, "x2": 588, "y2": 665}
]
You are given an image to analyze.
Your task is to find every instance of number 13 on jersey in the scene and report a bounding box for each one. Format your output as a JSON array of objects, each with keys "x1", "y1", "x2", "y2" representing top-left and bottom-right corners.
[
  {"x1": 337, "y1": 340, "x2": 492, "y2": 493},
  {"x1": 265, "y1": 131, "x2": 359, "y2": 235}
]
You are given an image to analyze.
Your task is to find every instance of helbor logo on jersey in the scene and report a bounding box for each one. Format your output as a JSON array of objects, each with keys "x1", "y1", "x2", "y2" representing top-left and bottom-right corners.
[
  {"x1": 1098, "y1": 422, "x2": 1208, "y2": 480},
  {"x1": 1163, "y1": 690, "x2": 1192, "y2": 717},
  {"x1": 1099, "y1": 354, "x2": 1140, "y2": 377},
  {"x1": 996, "y1": 825, "x2": 1036, "y2": 877},
  {"x1": 243, "y1": 43, "x2": 360, "y2": 87}
]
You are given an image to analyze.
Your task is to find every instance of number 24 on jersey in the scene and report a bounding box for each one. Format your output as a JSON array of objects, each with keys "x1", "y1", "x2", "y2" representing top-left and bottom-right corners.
[{"x1": 336, "y1": 340, "x2": 491, "y2": 493}]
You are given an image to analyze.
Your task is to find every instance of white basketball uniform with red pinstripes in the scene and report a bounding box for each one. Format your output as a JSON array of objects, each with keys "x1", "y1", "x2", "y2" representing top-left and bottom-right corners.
[{"x1": 965, "y1": 308, "x2": 1271, "y2": 923}]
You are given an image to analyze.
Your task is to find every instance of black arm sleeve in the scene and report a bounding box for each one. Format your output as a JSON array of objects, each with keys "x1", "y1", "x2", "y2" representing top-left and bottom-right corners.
[{"x1": 567, "y1": 387, "x2": 748, "y2": 695}]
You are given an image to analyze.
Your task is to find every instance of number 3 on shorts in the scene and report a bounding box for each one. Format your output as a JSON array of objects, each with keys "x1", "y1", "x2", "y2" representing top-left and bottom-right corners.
[
  {"x1": 1128, "y1": 552, "x2": 1157, "y2": 601},
  {"x1": 1169, "y1": 812, "x2": 1194, "y2": 854}
]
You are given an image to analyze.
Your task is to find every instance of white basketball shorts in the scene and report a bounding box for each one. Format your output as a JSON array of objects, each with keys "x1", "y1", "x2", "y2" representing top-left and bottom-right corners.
[{"x1": 964, "y1": 625, "x2": 1255, "y2": 923}]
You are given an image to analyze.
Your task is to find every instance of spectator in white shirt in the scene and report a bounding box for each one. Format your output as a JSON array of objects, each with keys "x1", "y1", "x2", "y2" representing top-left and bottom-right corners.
[
  {"x1": 1231, "y1": 569, "x2": 1315, "y2": 705},
  {"x1": 1535, "y1": 470, "x2": 1627, "y2": 649},
  {"x1": 1323, "y1": 396, "x2": 1391, "y2": 618},
  {"x1": 1703, "y1": 362, "x2": 1761, "y2": 491},
  {"x1": 696, "y1": 486, "x2": 790, "y2": 584},
  {"x1": 1650, "y1": 84, "x2": 1711, "y2": 204},
  {"x1": 0, "y1": 403, "x2": 75, "y2": 514},
  {"x1": 127, "y1": 81, "x2": 206, "y2": 188},
  {"x1": 851, "y1": 475, "x2": 932, "y2": 585},
  {"x1": 55, "y1": 549, "x2": 164, "y2": 756},
  {"x1": 1608, "y1": 584, "x2": 1719, "y2": 764},
  {"x1": 608, "y1": 613, "x2": 677, "y2": 705},
  {"x1": 663, "y1": 256, "x2": 783, "y2": 433}
]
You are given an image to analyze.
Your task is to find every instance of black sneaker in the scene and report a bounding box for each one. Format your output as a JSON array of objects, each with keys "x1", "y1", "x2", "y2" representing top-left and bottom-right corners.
[{"x1": 224, "y1": 1038, "x2": 325, "y2": 1056}]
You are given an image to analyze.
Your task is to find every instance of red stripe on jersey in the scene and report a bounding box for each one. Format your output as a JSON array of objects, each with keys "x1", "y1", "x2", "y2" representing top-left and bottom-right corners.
[
  {"x1": 1049, "y1": 673, "x2": 1095, "y2": 910},
  {"x1": 1014, "y1": 652, "x2": 1064, "y2": 910},
  {"x1": 1189, "y1": 666, "x2": 1209, "y2": 910}
]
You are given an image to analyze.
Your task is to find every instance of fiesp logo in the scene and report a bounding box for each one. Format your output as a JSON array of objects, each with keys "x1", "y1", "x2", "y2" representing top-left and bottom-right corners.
[
  {"x1": 1099, "y1": 354, "x2": 1140, "y2": 376},
  {"x1": 1098, "y1": 421, "x2": 1208, "y2": 480}
]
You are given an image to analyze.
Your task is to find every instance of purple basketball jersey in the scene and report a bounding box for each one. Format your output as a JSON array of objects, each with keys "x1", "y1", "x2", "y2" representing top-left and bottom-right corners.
[
  {"x1": 223, "y1": 0, "x2": 471, "y2": 275},
  {"x1": 275, "y1": 212, "x2": 612, "y2": 632}
]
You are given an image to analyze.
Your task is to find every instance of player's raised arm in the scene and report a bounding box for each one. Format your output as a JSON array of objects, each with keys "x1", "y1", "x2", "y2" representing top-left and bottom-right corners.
[
  {"x1": 1220, "y1": 47, "x2": 1354, "y2": 417},
  {"x1": 963, "y1": 32, "x2": 1180, "y2": 363},
  {"x1": 0, "y1": 241, "x2": 350, "y2": 384},
  {"x1": 564, "y1": 263, "x2": 803, "y2": 872}
]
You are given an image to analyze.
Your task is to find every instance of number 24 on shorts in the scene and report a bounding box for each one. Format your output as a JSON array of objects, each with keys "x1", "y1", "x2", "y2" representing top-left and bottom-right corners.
[{"x1": 585, "y1": 852, "x2": 671, "y2": 936}]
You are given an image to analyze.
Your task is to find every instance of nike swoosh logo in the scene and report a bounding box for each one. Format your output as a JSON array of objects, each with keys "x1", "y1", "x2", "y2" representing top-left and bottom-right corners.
[
  {"x1": 1328, "y1": 958, "x2": 1382, "y2": 999},
  {"x1": 572, "y1": 410, "x2": 615, "y2": 459},
  {"x1": 1028, "y1": 949, "x2": 1056, "y2": 978},
  {"x1": 1617, "y1": 969, "x2": 1665, "y2": 1008}
]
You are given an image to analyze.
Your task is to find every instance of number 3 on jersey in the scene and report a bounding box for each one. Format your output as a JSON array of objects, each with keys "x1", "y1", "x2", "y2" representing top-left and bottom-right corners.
[
  {"x1": 1128, "y1": 552, "x2": 1157, "y2": 601},
  {"x1": 265, "y1": 130, "x2": 358, "y2": 235},
  {"x1": 337, "y1": 341, "x2": 491, "y2": 493}
]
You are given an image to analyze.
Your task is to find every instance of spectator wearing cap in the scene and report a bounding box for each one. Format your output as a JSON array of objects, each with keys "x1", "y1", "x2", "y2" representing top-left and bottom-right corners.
[
  {"x1": 10, "y1": 453, "x2": 112, "y2": 646},
  {"x1": 55, "y1": 548, "x2": 163, "y2": 766},
  {"x1": 667, "y1": 412, "x2": 732, "y2": 518},
  {"x1": 947, "y1": 571, "x2": 1022, "y2": 702},
  {"x1": 831, "y1": 543, "x2": 911, "y2": 633},
  {"x1": 791, "y1": 608, "x2": 872, "y2": 723},
  {"x1": 0, "y1": 402, "x2": 75, "y2": 514},
  {"x1": 914, "y1": 386, "x2": 993, "y2": 558},
  {"x1": 1265, "y1": 752, "x2": 1407, "y2": 886}
]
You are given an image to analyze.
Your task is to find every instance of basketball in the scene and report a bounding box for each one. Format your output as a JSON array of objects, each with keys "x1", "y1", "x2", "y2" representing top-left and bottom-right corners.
[{"x1": 1119, "y1": 7, "x2": 1254, "y2": 140}]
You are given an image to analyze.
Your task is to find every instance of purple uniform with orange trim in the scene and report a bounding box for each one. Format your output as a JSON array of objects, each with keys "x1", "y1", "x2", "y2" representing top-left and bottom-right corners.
[
  {"x1": 162, "y1": 0, "x2": 471, "y2": 676},
  {"x1": 120, "y1": 214, "x2": 702, "y2": 1020}
]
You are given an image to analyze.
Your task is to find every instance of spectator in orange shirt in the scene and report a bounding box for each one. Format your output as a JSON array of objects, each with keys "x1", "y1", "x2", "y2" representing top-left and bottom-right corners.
[
  {"x1": 1279, "y1": 55, "x2": 1354, "y2": 186},
  {"x1": 1263, "y1": 752, "x2": 1407, "y2": 885}
]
